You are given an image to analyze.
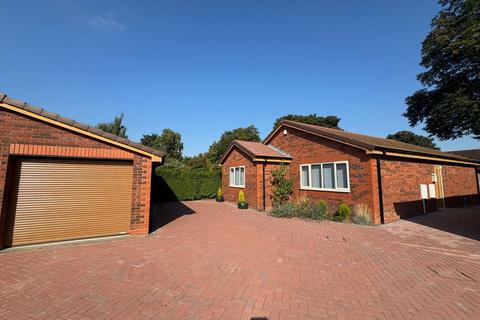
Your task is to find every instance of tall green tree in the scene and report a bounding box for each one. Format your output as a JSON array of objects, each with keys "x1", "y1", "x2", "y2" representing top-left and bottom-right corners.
[
  {"x1": 141, "y1": 129, "x2": 184, "y2": 161},
  {"x1": 96, "y1": 113, "x2": 128, "y2": 138},
  {"x1": 208, "y1": 125, "x2": 261, "y2": 163},
  {"x1": 405, "y1": 0, "x2": 480, "y2": 140},
  {"x1": 387, "y1": 131, "x2": 440, "y2": 150},
  {"x1": 273, "y1": 114, "x2": 341, "y2": 130}
]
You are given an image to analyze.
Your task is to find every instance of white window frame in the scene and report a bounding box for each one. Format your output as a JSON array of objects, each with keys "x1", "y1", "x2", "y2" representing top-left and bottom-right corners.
[
  {"x1": 229, "y1": 166, "x2": 245, "y2": 188},
  {"x1": 299, "y1": 161, "x2": 350, "y2": 193}
]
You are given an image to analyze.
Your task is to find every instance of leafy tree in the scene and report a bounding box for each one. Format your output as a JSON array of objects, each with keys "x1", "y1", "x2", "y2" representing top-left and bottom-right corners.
[
  {"x1": 208, "y1": 125, "x2": 261, "y2": 163},
  {"x1": 387, "y1": 131, "x2": 440, "y2": 150},
  {"x1": 96, "y1": 113, "x2": 128, "y2": 138},
  {"x1": 141, "y1": 129, "x2": 184, "y2": 161},
  {"x1": 405, "y1": 0, "x2": 480, "y2": 140},
  {"x1": 273, "y1": 114, "x2": 341, "y2": 130},
  {"x1": 140, "y1": 133, "x2": 161, "y2": 150}
]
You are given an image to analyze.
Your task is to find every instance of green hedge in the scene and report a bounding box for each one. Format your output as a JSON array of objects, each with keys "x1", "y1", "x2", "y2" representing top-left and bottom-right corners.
[{"x1": 152, "y1": 167, "x2": 221, "y2": 202}]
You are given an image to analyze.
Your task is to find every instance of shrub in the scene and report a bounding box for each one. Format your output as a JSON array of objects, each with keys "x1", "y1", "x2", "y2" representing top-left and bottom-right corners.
[
  {"x1": 312, "y1": 200, "x2": 328, "y2": 220},
  {"x1": 295, "y1": 198, "x2": 313, "y2": 218},
  {"x1": 270, "y1": 199, "x2": 328, "y2": 220},
  {"x1": 238, "y1": 190, "x2": 246, "y2": 204},
  {"x1": 153, "y1": 167, "x2": 220, "y2": 201},
  {"x1": 351, "y1": 204, "x2": 372, "y2": 225},
  {"x1": 271, "y1": 164, "x2": 293, "y2": 207},
  {"x1": 270, "y1": 203, "x2": 296, "y2": 218},
  {"x1": 334, "y1": 203, "x2": 351, "y2": 222}
]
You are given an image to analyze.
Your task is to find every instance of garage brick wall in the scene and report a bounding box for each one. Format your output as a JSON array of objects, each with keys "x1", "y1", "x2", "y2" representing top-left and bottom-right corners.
[
  {"x1": 0, "y1": 109, "x2": 152, "y2": 246},
  {"x1": 379, "y1": 158, "x2": 479, "y2": 223},
  {"x1": 442, "y1": 165, "x2": 479, "y2": 207},
  {"x1": 380, "y1": 158, "x2": 438, "y2": 223}
]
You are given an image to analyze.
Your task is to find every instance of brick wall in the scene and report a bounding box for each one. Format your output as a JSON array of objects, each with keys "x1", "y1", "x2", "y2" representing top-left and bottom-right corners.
[
  {"x1": 221, "y1": 148, "x2": 258, "y2": 208},
  {"x1": 442, "y1": 165, "x2": 479, "y2": 207},
  {"x1": 380, "y1": 158, "x2": 437, "y2": 223},
  {"x1": 380, "y1": 157, "x2": 479, "y2": 223},
  {"x1": 267, "y1": 127, "x2": 381, "y2": 224},
  {"x1": 0, "y1": 109, "x2": 152, "y2": 244}
]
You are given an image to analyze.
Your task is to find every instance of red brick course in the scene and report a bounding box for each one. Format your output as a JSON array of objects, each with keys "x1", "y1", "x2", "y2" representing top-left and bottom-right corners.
[{"x1": 0, "y1": 109, "x2": 153, "y2": 246}]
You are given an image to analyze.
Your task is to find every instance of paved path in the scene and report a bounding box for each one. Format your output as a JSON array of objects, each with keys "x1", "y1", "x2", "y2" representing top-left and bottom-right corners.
[{"x1": 0, "y1": 201, "x2": 479, "y2": 320}]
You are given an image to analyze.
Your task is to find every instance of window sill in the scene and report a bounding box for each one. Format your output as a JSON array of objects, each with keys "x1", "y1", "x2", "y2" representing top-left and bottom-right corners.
[
  {"x1": 300, "y1": 187, "x2": 350, "y2": 193},
  {"x1": 229, "y1": 185, "x2": 245, "y2": 189}
]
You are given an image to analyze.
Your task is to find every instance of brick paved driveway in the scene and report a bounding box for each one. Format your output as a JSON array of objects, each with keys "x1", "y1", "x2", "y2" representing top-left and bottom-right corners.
[{"x1": 1, "y1": 201, "x2": 479, "y2": 320}]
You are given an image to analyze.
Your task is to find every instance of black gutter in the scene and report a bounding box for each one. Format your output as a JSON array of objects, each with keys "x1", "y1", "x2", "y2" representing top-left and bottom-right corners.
[
  {"x1": 376, "y1": 155, "x2": 385, "y2": 224},
  {"x1": 262, "y1": 163, "x2": 266, "y2": 211}
]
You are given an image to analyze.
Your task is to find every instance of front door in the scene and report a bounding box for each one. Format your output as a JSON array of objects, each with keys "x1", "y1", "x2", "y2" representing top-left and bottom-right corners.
[{"x1": 434, "y1": 165, "x2": 445, "y2": 209}]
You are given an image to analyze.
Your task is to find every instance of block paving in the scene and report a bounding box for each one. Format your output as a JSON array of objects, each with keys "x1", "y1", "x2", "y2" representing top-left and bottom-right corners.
[{"x1": 0, "y1": 201, "x2": 479, "y2": 319}]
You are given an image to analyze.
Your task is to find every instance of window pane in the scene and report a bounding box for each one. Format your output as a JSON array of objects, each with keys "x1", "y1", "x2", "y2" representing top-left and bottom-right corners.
[
  {"x1": 239, "y1": 167, "x2": 245, "y2": 186},
  {"x1": 230, "y1": 168, "x2": 234, "y2": 185},
  {"x1": 301, "y1": 166, "x2": 310, "y2": 187},
  {"x1": 235, "y1": 167, "x2": 240, "y2": 186},
  {"x1": 336, "y1": 163, "x2": 348, "y2": 189},
  {"x1": 311, "y1": 164, "x2": 321, "y2": 188},
  {"x1": 323, "y1": 163, "x2": 335, "y2": 189}
]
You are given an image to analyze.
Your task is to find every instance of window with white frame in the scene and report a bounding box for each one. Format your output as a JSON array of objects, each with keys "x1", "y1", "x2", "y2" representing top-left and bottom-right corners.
[
  {"x1": 300, "y1": 161, "x2": 349, "y2": 192},
  {"x1": 229, "y1": 166, "x2": 245, "y2": 187}
]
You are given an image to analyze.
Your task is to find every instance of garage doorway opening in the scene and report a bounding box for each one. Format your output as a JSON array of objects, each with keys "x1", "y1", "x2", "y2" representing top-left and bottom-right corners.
[{"x1": 3, "y1": 157, "x2": 133, "y2": 248}]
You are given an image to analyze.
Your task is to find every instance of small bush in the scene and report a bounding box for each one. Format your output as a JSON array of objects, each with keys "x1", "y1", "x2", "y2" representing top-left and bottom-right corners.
[
  {"x1": 312, "y1": 200, "x2": 328, "y2": 220},
  {"x1": 334, "y1": 203, "x2": 351, "y2": 222},
  {"x1": 271, "y1": 203, "x2": 296, "y2": 218},
  {"x1": 351, "y1": 204, "x2": 372, "y2": 225},
  {"x1": 295, "y1": 198, "x2": 314, "y2": 218},
  {"x1": 270, "y1": 199, "x2": 328, "y2": 220},
  {"x1": 238, "y1": 190, "x2": 246, "y2": 204}
]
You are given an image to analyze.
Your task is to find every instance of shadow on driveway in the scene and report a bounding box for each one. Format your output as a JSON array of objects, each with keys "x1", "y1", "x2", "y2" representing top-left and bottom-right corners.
[
  {"x1": 149, "y1": 201, "x2": 196, "y2": 233},
  {"x1": 406, "y1": 205, "x2": 480, "y2": 241}
]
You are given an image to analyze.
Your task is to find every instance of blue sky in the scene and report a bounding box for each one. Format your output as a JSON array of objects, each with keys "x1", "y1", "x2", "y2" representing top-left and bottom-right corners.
[{"x1": 1, "y1": 0, "x2": 478, "y2": 156}]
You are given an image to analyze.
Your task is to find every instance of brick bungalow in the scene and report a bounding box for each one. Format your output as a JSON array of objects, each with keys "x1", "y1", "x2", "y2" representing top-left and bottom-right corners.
[
  {"x1": 220, "y1": 120, "x2": 480, "y2": 224},
  {"x1": 0, "y1": 93, "x2": 163, "y2": 248},
  {"x1": 449, "y1": 149, "x2": 480, "y2": 192}
]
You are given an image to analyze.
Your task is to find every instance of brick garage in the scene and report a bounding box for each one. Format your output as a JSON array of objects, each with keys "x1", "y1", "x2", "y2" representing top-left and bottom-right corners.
[
  {"x1": 221, "y1": 120, "x2": 480, "y2": 224},
  {"x1": 0, "y1": 93, "x2": 163, "y2": 248}
]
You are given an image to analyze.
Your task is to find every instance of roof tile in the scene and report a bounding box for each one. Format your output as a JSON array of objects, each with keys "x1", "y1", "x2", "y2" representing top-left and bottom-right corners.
[
  {"x1": 449, "y1": 149, "x2": 480, "y2": 161},
  {"x1": 273, "y1": 120, "x2": 478, "y2": 164},
  {"x1": 39, "y1": 109, "x2": 59, "y2": 120},
  {"x1": 0, "y1": 92, "x2": 163, "y2": 158},
  {"x1": 23, "y1": 103, "x2": 43, "y2": 114},
  {"x1": 234, "y1": 140, "x2": 291, "y2": 159},
  {"x1": 3, "y1": 96, "x2": 26, "y2": 108}
]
